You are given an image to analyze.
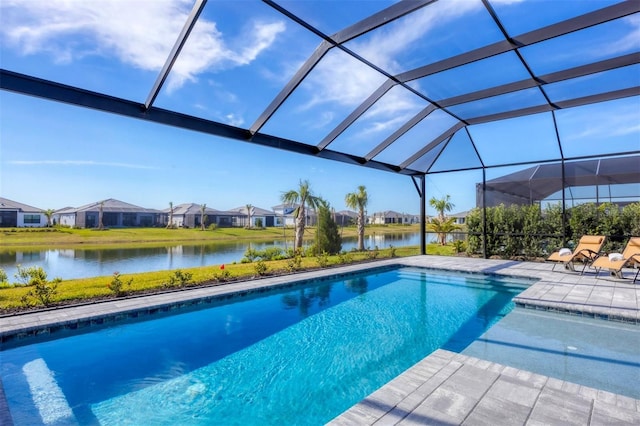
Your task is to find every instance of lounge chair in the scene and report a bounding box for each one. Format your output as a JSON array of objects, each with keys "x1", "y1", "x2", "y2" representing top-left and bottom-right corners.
[
  {"x1": 547, "y1": 235, "x2": 606, "y2": 274},
  {"x1": 592, "y1": 237, "x2": 640, "y2": 282}
]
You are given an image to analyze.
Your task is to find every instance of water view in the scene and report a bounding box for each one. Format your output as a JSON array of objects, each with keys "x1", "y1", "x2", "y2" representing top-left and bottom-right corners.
[{"x1": 1, "y1": 232, "x2": 427, "y2": 280}]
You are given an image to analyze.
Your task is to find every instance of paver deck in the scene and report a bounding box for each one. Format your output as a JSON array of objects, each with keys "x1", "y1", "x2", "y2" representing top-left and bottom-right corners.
[
  {"x1": 329, "y1": 350, "x2": 640, "y2": 426},
  {"x1": 1, "y1": 255, "x2": 639, "y2": 425}
]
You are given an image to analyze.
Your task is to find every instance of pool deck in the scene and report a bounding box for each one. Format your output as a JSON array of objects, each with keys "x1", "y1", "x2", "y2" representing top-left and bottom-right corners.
[{"x1": 1, "y1": 255, "x2": 639, "y2": 425}]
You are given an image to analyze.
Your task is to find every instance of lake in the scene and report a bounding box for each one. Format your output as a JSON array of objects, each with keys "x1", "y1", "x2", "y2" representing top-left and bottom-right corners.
[{"x1": 0, "y1": 232, "x2": 428, "y2": 280}]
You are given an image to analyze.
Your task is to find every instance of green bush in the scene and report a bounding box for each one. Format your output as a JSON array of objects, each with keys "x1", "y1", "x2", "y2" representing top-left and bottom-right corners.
[
  {"x1": 337, "y1": 251, "x2": 353, "y2": 264},
  {"x1": 466, "y1": 201, "x2": 640, "y2": 258},
  {"x1": 15, "y1": 265, "x2": 61, "y2": 307},
  {"x1": 261, "y1": 247, "x2": 285, "y2": 261},
  {"x1": 286, "y1": 254, "x2": 302, "y2": 272},
  {"x1": 316, "y1": 252, "x2": 330, "y2": 268},
  {"x1": 254, "y1": 260, "x2": 268, "y2": 276},
  {"x1": 315, "y1": 202, "x2": 342, "y2": 255},
  {"x1": 241, "y1": 248, "x2": 259, "y2": 263},
  {"x1": 621, "y1": 203, "x2": 640, "y2": 236},
  {"x1": 367, "y1": 246, "x2": 380, "y2": 259},
  {"x1": 212, "y1": 269, "x2": 231, "y2": 282},
  {"x1": 452, "y1": 240, "x2": 466, "y2": 254},
  {"x1": 108, "y1": 272, "x2": 133, "y2": 296},
  {"x1": 241, "y1": 247, "x2": 285, "y2": 262},
  {"x1": 165, "y1": 270, "x2": 193, "y2": 288}
]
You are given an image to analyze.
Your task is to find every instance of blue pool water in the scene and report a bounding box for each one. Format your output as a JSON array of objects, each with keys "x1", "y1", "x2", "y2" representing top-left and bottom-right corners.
[
  {"x1": 1, "y1": 267, "x2": 531, "y2": 425},
  {"x1": 463, "y1": 308, "x2": 640, "y2": 398}
]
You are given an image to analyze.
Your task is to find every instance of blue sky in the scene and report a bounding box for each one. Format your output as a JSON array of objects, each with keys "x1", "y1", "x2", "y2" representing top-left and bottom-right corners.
[
  {"x1": 1, "y1": 0, "x2": 638, "y2": 215},
  {"x1": 1, "y1": 90, "x2": 435, "y2": 214}
]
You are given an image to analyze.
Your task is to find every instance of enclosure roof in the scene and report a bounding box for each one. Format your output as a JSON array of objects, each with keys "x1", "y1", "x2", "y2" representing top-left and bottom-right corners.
[
  {"x1": 1, "y1": 0, "x2": 639, "y2": 177},
  {"x1": 483, "y1": 155, "x2": 640, "y2": 202}
]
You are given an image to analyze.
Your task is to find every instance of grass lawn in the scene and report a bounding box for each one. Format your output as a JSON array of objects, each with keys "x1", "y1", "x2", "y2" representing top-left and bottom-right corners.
[
  {"x1": 0, "y1": 224, "x2": 422, "y2": 250},
  {"x1": 0, "y1": 244, "x2": 457, "y2": 312}
]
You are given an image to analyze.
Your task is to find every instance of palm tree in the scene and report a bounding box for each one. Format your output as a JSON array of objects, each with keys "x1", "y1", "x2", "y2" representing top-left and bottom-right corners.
[
  {"x1": 427, "y1": 217, "x2": 461, "y2": 246},
  {"x1": 429, "y1": 195, "x2": 454, "y2": 222},
  {"x1": 245, "y1": 204, "x2": 253, "y2": 229},
  {"x1": 281, "y1": 180, "x2": 322, "y2": 250},
  {"x1": 200, "y1": 203, "x2": 206, "y2": 231},
  {"x1": 345, "y1": 185, "x2": 369, "y2": 251},
  {"x1": 167, "y1": 201, "x2": 174, "y2": 229},
  {"x1": 98, "y1": 201, "x2": 105, "y2": 230},
  {"x1": 428, "y1": 195, "x2": 455, "y2": 245},
  {"x1": 44, "y1": 208, "x2": 55, "y2": 227}
]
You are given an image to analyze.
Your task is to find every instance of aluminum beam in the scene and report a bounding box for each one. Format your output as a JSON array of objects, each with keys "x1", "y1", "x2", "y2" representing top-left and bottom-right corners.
[
  {"x1": 365, "y1": 105, "x2": 437, "y2": 161},
  {"x1": 438, "y1": 54, "x2": 640, "y2": 108},
  {"x1": 317, "y1": 79, "x2": 396, "y2": 150},
  {"x1": 396, "y1": 1, "x2": 639, "y2": 83},
  {"x1": 144, "y1": 0, "x2": 207, "y2": 110},
  {"x1": 1, "y1": 69, "x2": 407, "y2": 175}
]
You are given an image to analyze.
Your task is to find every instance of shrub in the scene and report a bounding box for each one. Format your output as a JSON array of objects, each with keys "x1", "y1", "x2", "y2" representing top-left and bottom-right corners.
[
  {"x1": 316, "y1": 251, "x2": 329, "y2": 268},
  {"x1": 286, "y1": 254, "x2": 302, "y2": 272},
  {"x1": 108, "y1": 272, "x2": 133, "y2": 297},
  {"x1": 254, "y1": 260, "x2": 268, "y2": 276},
  {"x1": 621, "y1": 202, "x2": 640, "y2": 236},
  {"x1": 212, "y1": 269, "x2": 231, "y2": 282},
  {"x1": 14, "y1": 265, "x2": 48, "y2": 286},
  {"x1": 261, "y1": 247, "x2": 284, "y2": 261},
  {"x1": 207, "y1": 223, "x2": 218, "y2": 231},
  {"x1": 241, "y1": 247, "x2": 285, "y2": 262},
  {"x1": 0, "y1": 268, "x2": 7, "y2": 284},
  {"x1": 367, "y1": 246, "x2": 380, "y2": 259},
  {"x1": 165, "y1": 270, "x2": 193, "y2": 288},
  {"x1": 452, "y1": 240, "x2": 466, "y2": 254},
  {"x1": 337, "y1": 251, "x2": 353, "y2": 264},
  {"x1": 388, "y1": 245, "x2": 397, "y2": 258},
  {"x1": 241, "y1": 248, "x2": 259, "y2": 263},
  {"x1": 16, "y1": 265, "x2": 61, "y2": 307},
  {"x1": 304, "y1": 245, "x2": 318, "y2": 257},
  {"x1": 315, "y1": 203, "x2": 342, "y2": 255},
  {"x1": 465, "y1": 201, "x2": 640, "y2": 258}
]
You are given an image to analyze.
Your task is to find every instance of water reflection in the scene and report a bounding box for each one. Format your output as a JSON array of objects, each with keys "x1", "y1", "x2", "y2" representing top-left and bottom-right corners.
[
  {"x1": 281, "y1": 284, "x2": 333, "y2": 317},
  {"x1": 0, "y1": 232, "x2": 422, "y2": 280},
  {"x1": 344, "y1": 277, "x2": 369, "y2": 295}
]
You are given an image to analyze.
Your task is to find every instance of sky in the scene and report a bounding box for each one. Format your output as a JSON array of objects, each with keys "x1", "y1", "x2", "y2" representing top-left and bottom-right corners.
[{"x1": 1, "y1": 0, "x2": 638, "y2": 215}]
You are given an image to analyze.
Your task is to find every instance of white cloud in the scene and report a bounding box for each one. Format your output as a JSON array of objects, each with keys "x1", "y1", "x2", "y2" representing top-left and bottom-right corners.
[
  {"x1": 607, "y1": 14, "x2": 640, "y2": 55},
  {"x1": 1, "y1": 0, "x2": 286, "y2": 92},
  {"x1": 224, "y1": 113, "x2": 245, "y2": 127},
  {"x1": 298, "y1": 0, "x2": 480, "y2": 117},
  {"x1": 9, "y1": 160, "x2": 158, "y2": 170},
  {"x1": 563, "y1": 103, "x2": 640, "y2": 141}
]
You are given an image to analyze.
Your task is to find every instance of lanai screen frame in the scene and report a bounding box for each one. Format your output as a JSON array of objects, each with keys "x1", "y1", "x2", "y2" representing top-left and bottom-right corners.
[{"x1": 1, "y1": 0, "x2": 639, "y2": 256}]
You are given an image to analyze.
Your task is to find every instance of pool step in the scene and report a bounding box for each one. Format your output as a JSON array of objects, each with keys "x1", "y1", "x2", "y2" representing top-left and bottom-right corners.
[{"x1": 22, "y1": 358, "x2": 76, "y2": 425}]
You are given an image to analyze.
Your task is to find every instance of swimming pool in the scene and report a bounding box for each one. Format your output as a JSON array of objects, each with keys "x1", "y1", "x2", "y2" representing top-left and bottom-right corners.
[
  {"x1": 463, "y1": 308, "x2": 640, "y2": 399},
  {"x1": 1, "y1": 266, "x2": 531, "y2": 425}
]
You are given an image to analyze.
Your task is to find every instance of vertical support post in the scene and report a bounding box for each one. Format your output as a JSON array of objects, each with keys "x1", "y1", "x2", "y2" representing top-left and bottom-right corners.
[
  {"x1": 420, "y1": 175, "x2": 426, "y2": 255},
  {"x1": 561, "y1": 159, "x2": 567, "y2": 246},
  {"x1": 482, "y1": 168, "x2": 487, "y2": 259}
]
